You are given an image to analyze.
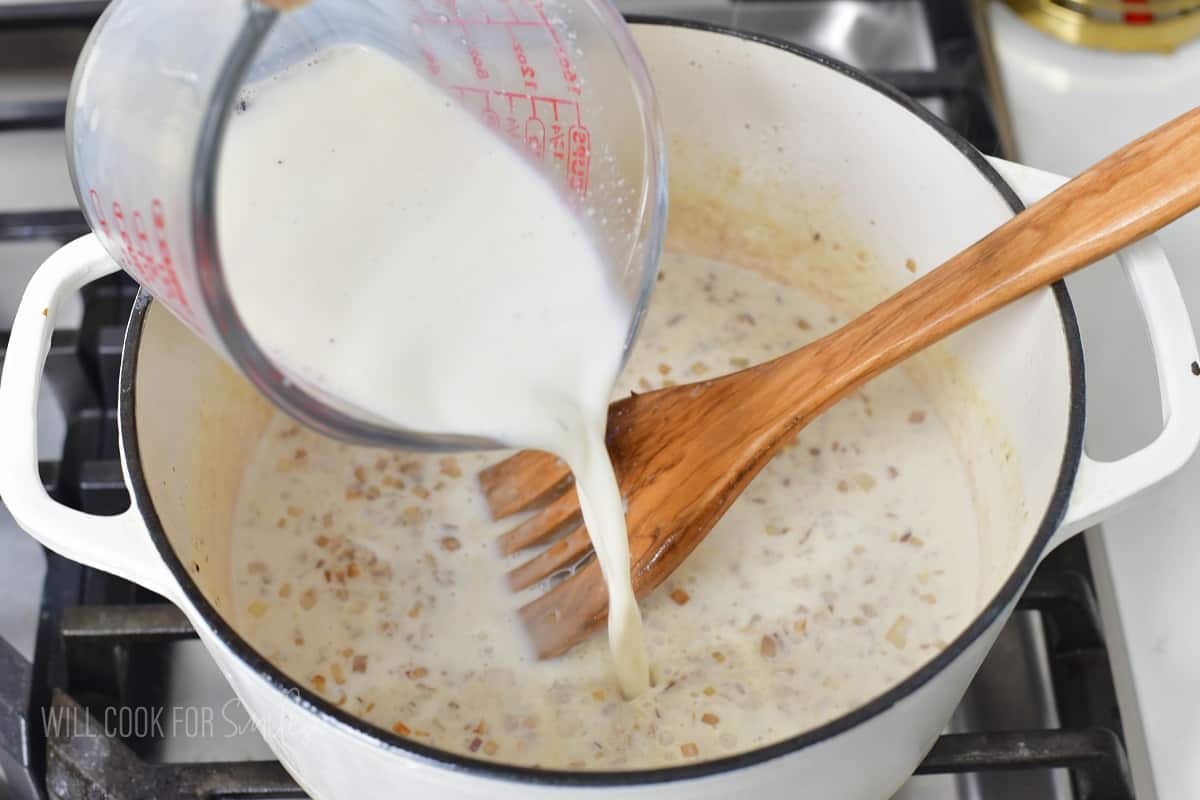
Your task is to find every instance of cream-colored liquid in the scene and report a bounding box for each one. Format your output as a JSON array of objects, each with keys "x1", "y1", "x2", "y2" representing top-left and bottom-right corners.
[
  {"x1": 217, "y1": 45, "x2": 649, "y2": 696},
  {"x1": 231, "y1": 252, "x2": 979, "y2": 769}
]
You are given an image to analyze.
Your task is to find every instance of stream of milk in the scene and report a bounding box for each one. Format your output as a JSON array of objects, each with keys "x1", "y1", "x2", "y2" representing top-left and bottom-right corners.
[{"x1": 217, "y1": 44, "x2": 650, "y2": 697}]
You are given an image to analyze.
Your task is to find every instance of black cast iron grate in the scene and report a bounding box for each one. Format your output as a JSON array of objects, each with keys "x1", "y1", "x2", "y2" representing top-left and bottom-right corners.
[{"x1": 0, "y1": 2, "x2": 1131, "y2": 798}]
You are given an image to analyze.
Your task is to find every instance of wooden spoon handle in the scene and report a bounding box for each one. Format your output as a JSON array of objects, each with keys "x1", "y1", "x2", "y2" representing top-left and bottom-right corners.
[{"x1": 771, "y1": 106, "x2": 1200, "y2": 418}]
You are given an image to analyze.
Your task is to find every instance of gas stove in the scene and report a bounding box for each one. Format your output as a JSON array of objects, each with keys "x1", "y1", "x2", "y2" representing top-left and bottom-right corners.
[{"x1": 0, "y1": 2, "x2": 1143, "y2": 798}]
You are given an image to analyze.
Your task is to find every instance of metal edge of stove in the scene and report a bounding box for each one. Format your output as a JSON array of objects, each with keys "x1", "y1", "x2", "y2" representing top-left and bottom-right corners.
[
  {"x1": 1083, "y1": 531, "x2": 1156, "y2": 800},
  {"x1": 615, "y1": 0, "x2": 939, "y2": 70},
  {"x1": 965, "y1": 0, "x2": 1018, "y2": 159}
]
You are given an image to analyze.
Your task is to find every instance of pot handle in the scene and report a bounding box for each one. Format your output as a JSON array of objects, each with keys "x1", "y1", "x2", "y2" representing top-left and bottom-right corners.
[
  {"x1": 988, "y1": 157, "x2": 1200, "y2": 546},
  {"x1": 0, "y1": 234, "x2": 179, "y2": 600}
]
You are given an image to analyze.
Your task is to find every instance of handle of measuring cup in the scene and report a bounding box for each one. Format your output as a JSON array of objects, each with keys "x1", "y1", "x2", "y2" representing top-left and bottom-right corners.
[{"x1": 0, "y1": 234, "x2": 179, "y2": 600}]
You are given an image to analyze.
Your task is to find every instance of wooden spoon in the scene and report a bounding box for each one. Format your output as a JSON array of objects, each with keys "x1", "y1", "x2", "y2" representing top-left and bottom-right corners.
[{"x1": 481, "y1": 106, "x2": 1200, "y2": 660}]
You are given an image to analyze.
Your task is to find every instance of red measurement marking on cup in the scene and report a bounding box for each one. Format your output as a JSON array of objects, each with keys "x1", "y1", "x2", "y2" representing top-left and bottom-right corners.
[
  {"x1": 413, "y1": 0, "x2": 592, "y2": 197},
  {"x1": 454, "y1": 86, "x2": 502, "y2": 129},
  {"x1": 523, "y1": 0, "x2": 582, "y2": 97},
  {"x1": 510, "y1": 38, "x2": 538, "y2": 90},
  {"x1": 498, "y1": 0, "x2": 539, "y2": 89},
  {"x1": 150, "y1": 200, "x2": 174, "y2": 276},
  {"x1": 407, "y1": 16, "x2": 443, "y2": 77},
  {"x1": 413, "y1": 0, "x2": 585, "y2": 97},
  {"x1": 414, "y1": 9, "x2": 545, "y2": 27},
  {"x1": 525, "y1": 117, "x2": 546, "y2": 158},
  {"x1": 451, "y1": 85, "x2": 585, "y2": 191},
  {"x1": 434, "y1": 0, "x2": 492, "y2": 80},
  {"x1": 88, "y1": 188, "x2": 196, "y2": 325},
  {"x1": 420, "y1": 45, "x2": 441, "y2": 77},
  {"x1": 566, "y1": 124, "x2": 590, "y2": 196}
]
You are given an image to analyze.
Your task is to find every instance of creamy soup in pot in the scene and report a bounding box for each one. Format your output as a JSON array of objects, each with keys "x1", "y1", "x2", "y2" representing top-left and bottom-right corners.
[{"x1": 229, "y1": 251, "x2": 980, "y2": 769}]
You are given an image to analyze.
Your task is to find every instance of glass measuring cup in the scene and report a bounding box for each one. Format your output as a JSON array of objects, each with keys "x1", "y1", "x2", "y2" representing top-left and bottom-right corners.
[{"x1": 66, "y1": 0, "x2": 667, "y2": 450}]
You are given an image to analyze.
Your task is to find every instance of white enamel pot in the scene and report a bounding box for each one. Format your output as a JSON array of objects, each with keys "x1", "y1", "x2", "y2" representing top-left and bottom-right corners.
[{"x1": 3, "y1": 21, "x2": 1200, "y2": 800}]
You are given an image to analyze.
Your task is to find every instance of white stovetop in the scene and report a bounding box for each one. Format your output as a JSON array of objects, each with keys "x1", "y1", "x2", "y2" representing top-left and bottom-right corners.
[{"x1": 989, "y1": 7, "x2": 1200, "y2": 799}]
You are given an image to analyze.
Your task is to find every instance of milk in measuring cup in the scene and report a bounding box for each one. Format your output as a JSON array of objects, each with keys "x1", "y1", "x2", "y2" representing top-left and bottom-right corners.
[{"x1": 216, "y1": 45, "x2": 650, "y2": 697}]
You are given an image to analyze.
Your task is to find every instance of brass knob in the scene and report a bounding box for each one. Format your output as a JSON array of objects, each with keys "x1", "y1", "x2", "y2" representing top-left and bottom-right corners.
[{"x1": 1002, "y1": 0, "x2": 1200, "y2": 52}]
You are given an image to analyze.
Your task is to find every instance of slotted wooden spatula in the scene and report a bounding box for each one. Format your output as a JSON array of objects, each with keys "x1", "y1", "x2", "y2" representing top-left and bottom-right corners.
[{"x1": 481, "y1": 107, "x2": 1200, "y2": 661}]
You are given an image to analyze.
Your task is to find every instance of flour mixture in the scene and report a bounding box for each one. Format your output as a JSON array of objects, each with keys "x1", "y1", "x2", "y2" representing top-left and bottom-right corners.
[{"x1": 230, "y1": 251, "x2": 980, "y2": 769}]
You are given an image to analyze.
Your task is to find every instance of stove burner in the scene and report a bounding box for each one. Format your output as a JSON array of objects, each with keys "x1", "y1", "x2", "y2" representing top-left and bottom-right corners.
[{"x1": 0, "y1": 2, "x2": 1136, "y2": 798}]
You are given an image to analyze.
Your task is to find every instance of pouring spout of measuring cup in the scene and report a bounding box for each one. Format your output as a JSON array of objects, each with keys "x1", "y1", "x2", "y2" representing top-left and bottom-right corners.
[{"x1": 65, "y1": 0, "x2": 667, "y2": 451}]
